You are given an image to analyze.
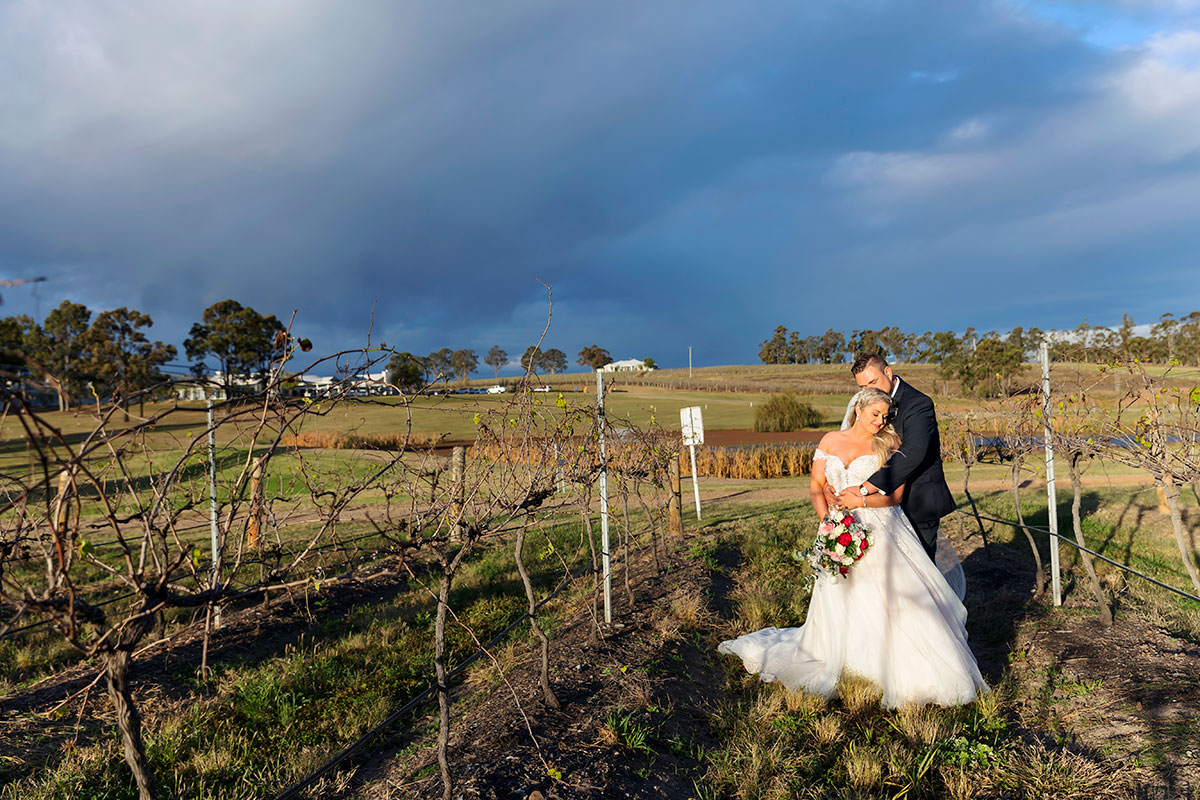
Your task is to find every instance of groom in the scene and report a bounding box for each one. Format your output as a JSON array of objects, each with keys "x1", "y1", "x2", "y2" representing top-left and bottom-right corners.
[{"x1": 832, "y1": 353, "x2": 955, "y2": 560}]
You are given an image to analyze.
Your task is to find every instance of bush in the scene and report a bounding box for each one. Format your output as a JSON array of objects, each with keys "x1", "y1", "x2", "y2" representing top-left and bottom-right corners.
[{"x1": 752, "y1": 392, "x2": 821, "y2": 432}]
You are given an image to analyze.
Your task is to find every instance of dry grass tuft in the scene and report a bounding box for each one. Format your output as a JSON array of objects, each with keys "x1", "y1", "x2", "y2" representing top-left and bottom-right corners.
[
  {"x1": 746, "y1": 689, "x2": 787, "y2": 728},
  {"x1": 881, "y1": 739, "x2": 911, "y2": 783},
  {"x1": 996, "y1": 743, "x2": 1127, "y2": 800},
  {"x1": 465, "y1": 640, "x2": 520, "y2": 692},
  {"x1": 728, "y1": 575, "x2": 778, "y2": 632},
  {"x1": 895, "y1": 703, "x2": 946, "y2": 747},
  {"x1": 653, "y1": 614, "x2": 682, "y2": 642},
  {"x1": 596, "y1": 722, "x2": 620, "y2": 747},
  {"x1": 780, "y1": 685, "x2": 827, "y2": 715},
  {"x1": 812, "y1": 714, "x2": 843, "y2": 746},
  {"x1": 844, "y1": 743, "x2": 884, "y2": 790},
  {"x1": 668, "y1": 587, "x2": 716, "y2": 630},
  {"x1": 941, "y1": 766, "x2": 981, "y2": 800},
  {"x1": 617, "y1": 669, "x2": 655, "y2": 711},
  {"x1": 837, "y1": 671, "x2": 883, "y2": 715},
  {"x1": 706, "y1": 736, "x2": 795, "y2": 800}
]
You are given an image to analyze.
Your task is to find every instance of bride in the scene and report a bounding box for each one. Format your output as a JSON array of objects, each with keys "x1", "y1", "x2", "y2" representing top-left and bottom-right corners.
[{"x1": 718, "y1": 387, "x2": 987, "y2": 708}]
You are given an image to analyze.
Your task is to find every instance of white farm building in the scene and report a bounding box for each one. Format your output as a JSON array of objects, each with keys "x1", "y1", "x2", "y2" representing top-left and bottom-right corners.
[{"x1": 601, "y1": 358, "x2": 652, "y2": 372}]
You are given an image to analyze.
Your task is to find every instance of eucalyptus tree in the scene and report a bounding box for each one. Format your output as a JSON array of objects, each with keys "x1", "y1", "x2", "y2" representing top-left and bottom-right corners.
[
  {"x1": 184, "y1": 299, "x2": 286, "y2": 397},
  {"x1": 83, "y1": 307, "x2": 177, "y2": 418}
]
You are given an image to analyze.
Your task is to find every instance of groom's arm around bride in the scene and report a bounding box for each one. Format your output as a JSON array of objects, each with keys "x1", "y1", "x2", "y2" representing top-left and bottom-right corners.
[{"x1": 838, "y1": 354, "x2": 956, "y2": 559}]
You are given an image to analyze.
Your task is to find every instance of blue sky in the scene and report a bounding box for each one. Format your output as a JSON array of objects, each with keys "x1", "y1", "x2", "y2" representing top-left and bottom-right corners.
[{"x1": 2, "y1": 0, "x2": 1199, "y2": 372}]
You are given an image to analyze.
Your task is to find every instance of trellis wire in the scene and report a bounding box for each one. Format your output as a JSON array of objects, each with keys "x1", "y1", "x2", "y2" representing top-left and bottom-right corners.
[
  {"x1": 952, "y1": 508, "x2": 1200, "y2": 604},
  {"x1": 0, "y1": 527, "x2": 398, "y2": 641}
]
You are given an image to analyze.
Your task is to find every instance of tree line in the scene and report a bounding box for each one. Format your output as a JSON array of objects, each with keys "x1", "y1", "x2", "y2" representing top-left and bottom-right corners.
[
  {"x1": 0, "y1": 298, "x2": 288, "y2": 413},
  {"x1": 1, "y1": 293, "x2": 655, "y2": 412},
  {"x1": 385, "y1": 344, "x2": 654, "y2": 392},
  {"x1": 759, "y1": 312, "x2": 1200, "y2": 397}
]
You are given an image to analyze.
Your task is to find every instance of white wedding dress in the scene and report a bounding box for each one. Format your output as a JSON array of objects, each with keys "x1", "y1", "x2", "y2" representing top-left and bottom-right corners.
[{"x1": 718, "y1": 450, "x2": 987, "y2": 708}]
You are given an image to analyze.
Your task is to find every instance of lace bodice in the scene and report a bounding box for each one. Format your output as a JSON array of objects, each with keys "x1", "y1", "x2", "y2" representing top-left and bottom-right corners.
[{"x1": 814, "y1": 449, "x2": 880, "y2": 493}]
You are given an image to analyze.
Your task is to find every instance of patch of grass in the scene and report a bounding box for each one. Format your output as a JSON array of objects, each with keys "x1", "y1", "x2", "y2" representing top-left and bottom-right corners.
[
  {"x1": 600, "y1": 709, "x2": 654, "y2": 753},
  {"x1": 699, "y1": 501, "x2": 1134, "y2": 800}
]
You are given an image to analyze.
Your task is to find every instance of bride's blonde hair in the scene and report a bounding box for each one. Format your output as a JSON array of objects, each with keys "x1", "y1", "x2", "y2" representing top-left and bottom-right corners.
[{"x1": 853, "y1": 388, "x2": 901, "y2": 468}]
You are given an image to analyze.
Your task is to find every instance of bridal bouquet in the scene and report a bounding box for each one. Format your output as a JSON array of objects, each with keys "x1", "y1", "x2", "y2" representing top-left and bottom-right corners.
[{"x1": 804, "y1": 511, "x2": 873, "y2": 580}]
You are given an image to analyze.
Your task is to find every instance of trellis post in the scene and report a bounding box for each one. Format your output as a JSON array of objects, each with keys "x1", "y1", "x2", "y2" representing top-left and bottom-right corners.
[
  {"x1": 1040, "y1": 339, "x2": 1063, "y2": 606},
  {"x1": 595, "y1": 370, "x2": 612, "y2": 624}
]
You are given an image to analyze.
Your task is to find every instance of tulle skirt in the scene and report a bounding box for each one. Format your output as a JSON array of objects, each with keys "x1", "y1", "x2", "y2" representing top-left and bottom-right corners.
[{"x1": 718, "y1": 506, "x2": 986, "y2": 708}]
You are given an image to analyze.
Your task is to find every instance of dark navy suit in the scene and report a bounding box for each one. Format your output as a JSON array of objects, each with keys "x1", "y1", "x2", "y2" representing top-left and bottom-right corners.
[{"x1": 866, "y1": 377, "x2": 956, "y2": 559}]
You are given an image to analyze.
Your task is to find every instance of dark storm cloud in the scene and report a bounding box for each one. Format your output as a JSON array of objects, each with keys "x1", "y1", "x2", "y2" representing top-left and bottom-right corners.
[{"x1": 0, "y1": 1, "x2": 1196, "y2": 368}]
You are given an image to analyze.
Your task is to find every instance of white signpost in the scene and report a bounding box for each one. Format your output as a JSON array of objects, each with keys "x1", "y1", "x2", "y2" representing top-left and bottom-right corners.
[{"x1": 680, "y1": 406, "x2": 704, "y2": 520}]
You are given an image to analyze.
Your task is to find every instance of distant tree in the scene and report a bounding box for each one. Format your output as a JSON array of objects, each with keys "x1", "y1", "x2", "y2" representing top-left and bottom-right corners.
[
  {"x1": 642, "y1": 356, "x2": 656, "y2": 370},
  {"x1": 849, "y1": 329, "x2": 886, "y2": 359},
  {"x1": 520, "y1": 346, "x2": 542, "y2": 373},
  {"x1": 83, "y1": 308, "x2": 177, "y2": 418},
  {"x1": 184, "y1": 300, "x2": 285, "y2": 396},
  {"x1": 817, "y1": 329, "x2": 845, "y2": 364},
  {"x1": 386, "y1": 352, "x2": 425, "y2": 393},
  {"x1": 1113, "y1": 313, "x2": 1137, "y2": 360},
  {"x1": 37, "y1": 301, "x2": 93, "y2": 411},
  {"x1": 971, "y1": 335, "x2": 1025, "y2": 397},
  {"x1": 787, "y1": 331, "x2": 804, "y2": 364},
  {"x1": 426, "y1": 348, "x2": 454, "y2": 382},
  {"x1": 0, "y1": 316, "x2": 25, "y2": 367},
  {"x1": 1180, "y1": 312, "x2": 1200, "y2": 366},
  {"x1": 449, "y1": 349, "x2": 479, "y2": 382},
  {"x1": 541, "y1": 348, "x2": 567, "y2": 374},
  {"x1": 485, "y1": 346, "x2": 508, "y2": 379},
  {"x1": 801, "y1": 335, "x2": 822, "y2": 364},
  {"x1": 1073, "y1": 319, "x2": 1094, "y2": 362},
  {"x1": 758, "y1": 325, "x2": 790, "y2": 364},
  {"x1": 577, "y1": 345, "x2": 612, "y2": 370},
  {"x1": 878, "y1": 326, "x2": 909, "y2": 361},
  {"x1": 521, "y1": 346, "x2": 568, "y2": 374},
  {"x1": 1152, "y1": 314, "x2": 1178, "y2": 362},
  {"x1": 919, "y1": 331, "x2": 962, "y2": 395}
]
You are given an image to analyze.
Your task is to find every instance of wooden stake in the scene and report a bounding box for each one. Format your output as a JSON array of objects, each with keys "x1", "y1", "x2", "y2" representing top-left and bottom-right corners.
[{"x1": 668, "y1": 455, "x2": 683, "y2": 538}]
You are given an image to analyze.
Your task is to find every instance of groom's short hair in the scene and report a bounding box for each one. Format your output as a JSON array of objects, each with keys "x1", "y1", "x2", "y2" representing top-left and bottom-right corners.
[{"x1": 851, "y1": 353, "x2": 889, "y2": 376}]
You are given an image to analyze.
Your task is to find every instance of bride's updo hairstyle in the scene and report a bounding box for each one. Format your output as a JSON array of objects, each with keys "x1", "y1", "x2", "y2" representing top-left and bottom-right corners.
[{"x1": 853, "y1": 387, "x2": 902, "y2": 468}]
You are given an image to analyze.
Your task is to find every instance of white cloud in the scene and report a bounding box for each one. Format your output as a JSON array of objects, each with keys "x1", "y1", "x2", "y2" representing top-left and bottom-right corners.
[{"x1": 826, "y1": 23, "x2": 1200, "y2": 231}]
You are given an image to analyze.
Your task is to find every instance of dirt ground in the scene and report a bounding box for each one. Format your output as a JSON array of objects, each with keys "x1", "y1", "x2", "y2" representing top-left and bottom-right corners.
[
  {"x1": 345, "y1": 502, "x2": 1200, "y2": 800},
  {"x1": 344, "y1": 534, "x2": 729, "y2": 800}
]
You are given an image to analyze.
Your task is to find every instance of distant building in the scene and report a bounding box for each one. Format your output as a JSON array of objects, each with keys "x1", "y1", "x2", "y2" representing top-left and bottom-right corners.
[
  {"x1": 601, "y1": 358, "x2": 652, "y2": 372},
  {"x1": 175, "y1": 371, "x2": 266, "y2": 402},
  {"x1": 176, "y1": 369, "x2": 398, "y2": 401}
]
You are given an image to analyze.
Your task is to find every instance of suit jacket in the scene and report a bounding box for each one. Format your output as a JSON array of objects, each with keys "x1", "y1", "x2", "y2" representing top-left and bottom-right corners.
[{"x1": 866, "y1": 377, "x2": 956, "y2": 525}]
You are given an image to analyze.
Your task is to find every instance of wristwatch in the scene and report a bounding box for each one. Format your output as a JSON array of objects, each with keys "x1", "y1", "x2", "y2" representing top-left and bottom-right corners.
[{"x1": 859, "y1": 485, "x2": 871, "y2": 497}]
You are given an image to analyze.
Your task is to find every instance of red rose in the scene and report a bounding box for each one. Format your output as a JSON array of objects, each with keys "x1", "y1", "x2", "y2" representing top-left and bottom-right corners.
[
  {"x1": 837, "y1": 532, "x2": 852, "y2": 546},
  {"x1": 860, "y1": 539, "x2": 869, "y2": 551},
  {"x1": 842, "y1": 515, "x2": 854, "y2": 526},
  {"x1": 838, "y1": 566, "x2": 849, "y2": 575}
]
